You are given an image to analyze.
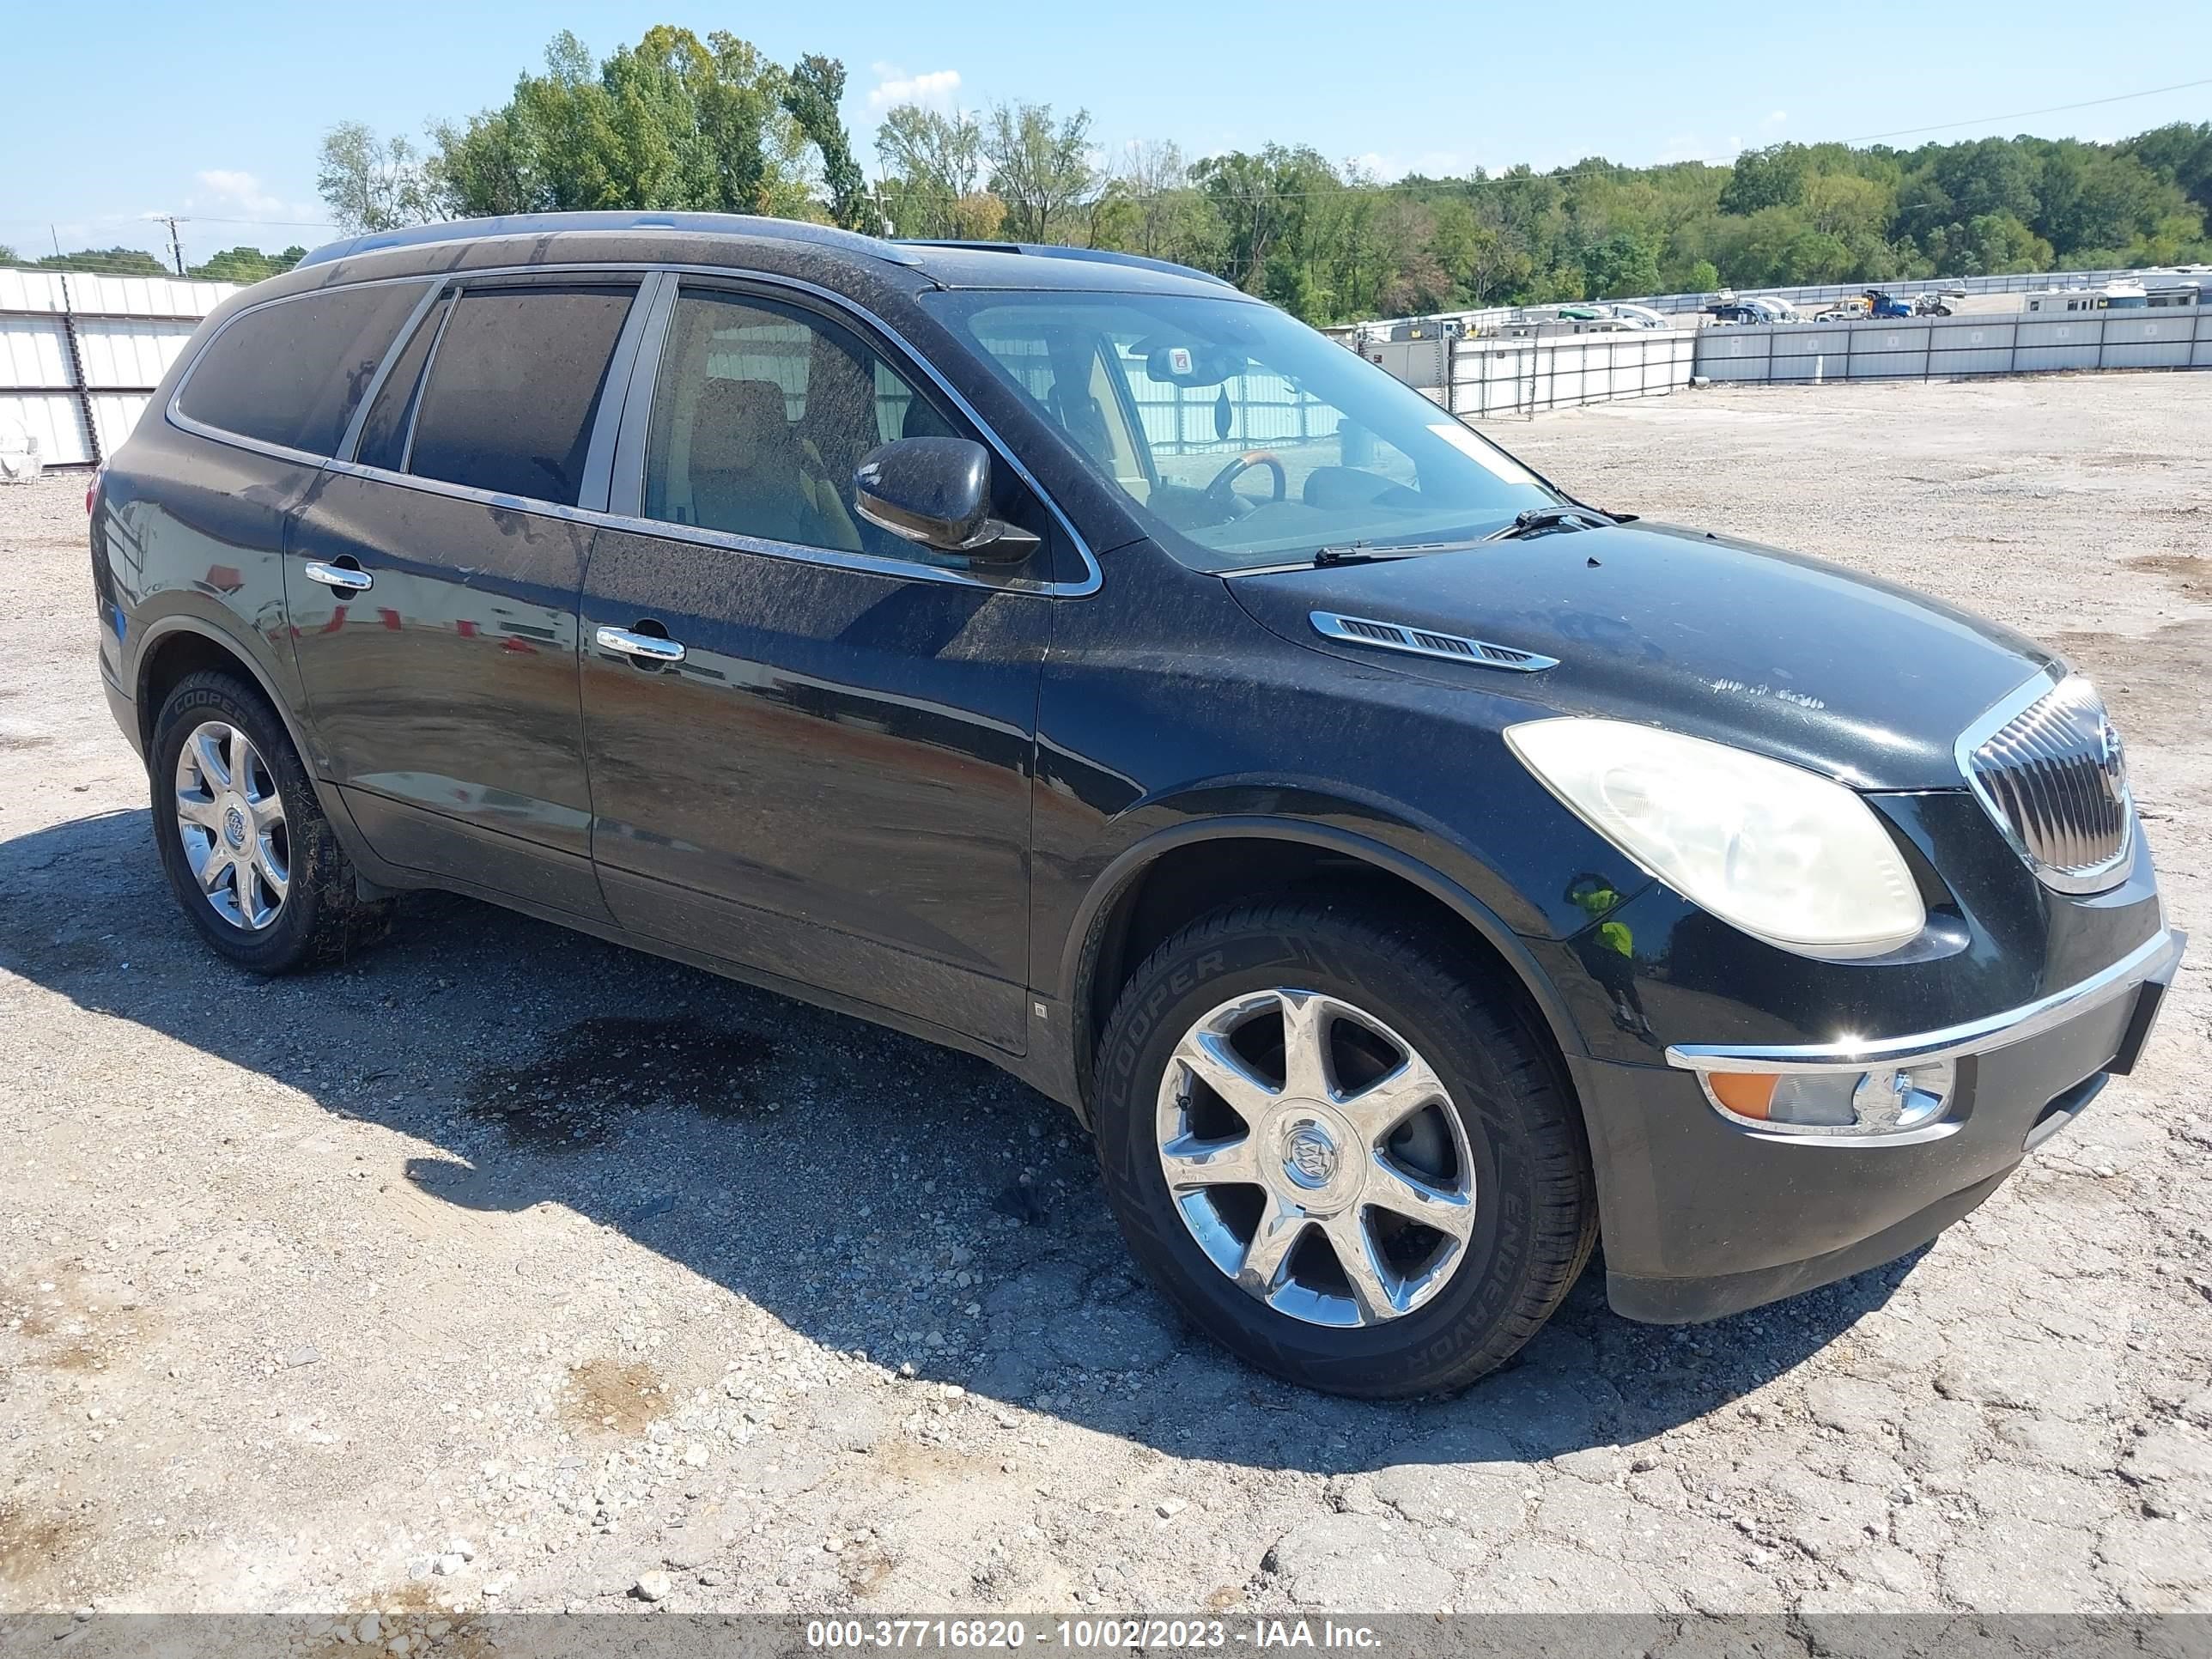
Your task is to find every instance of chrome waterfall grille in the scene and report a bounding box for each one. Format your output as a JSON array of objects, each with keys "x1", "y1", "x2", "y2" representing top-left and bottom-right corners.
[{"x1": 1960, "y1": 673, "x2": 2132, "y2": 894}]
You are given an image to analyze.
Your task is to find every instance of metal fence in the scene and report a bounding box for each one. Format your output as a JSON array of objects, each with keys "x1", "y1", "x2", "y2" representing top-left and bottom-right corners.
[
  {"x1": 1624, "y1": 266, "x2": 2180, "y2": 317},
  {"x1": 1446, "y1": 328, "x2": 1698, "y2": 419},
  {"x1": 1692, "y1": 306, "x2": 2212, "y2": 383},
  {"x1": 0, "y1": 270, "x2": 232, "y2": 467}
]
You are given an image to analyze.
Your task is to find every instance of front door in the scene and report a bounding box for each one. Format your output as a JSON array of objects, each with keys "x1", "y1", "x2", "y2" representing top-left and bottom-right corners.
[
  {"x1": 287, "y1": 275, "x2": 647, "y2": 918},
  {"x1": 579, "y1": 282, "x2": 1052, "y2": 1051}
]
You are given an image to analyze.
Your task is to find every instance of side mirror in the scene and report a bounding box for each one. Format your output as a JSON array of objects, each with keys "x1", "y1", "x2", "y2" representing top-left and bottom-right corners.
[{"x1": 853, "y1": 437, "x2": 1040, "y2": 564}]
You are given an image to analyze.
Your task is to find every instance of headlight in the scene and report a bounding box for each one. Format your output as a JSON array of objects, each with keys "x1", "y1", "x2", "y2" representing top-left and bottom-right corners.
[{"x1": 1505, "y1": 718, "x2": 1925, "y2": 959}]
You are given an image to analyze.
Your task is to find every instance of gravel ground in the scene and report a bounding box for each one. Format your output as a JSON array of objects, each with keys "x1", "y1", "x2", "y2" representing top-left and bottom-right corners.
[{"x1": 2, "y1": 374, "x2": 2209, "y2": 1627}]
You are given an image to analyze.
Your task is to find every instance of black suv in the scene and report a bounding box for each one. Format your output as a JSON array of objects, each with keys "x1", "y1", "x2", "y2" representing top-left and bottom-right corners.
[{"x1": 91, "y1": 212, "x2": 2181, "y2": 1397}]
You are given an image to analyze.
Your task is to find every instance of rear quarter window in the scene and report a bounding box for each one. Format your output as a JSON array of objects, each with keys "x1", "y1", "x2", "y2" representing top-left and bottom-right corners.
[
  {"x1": 403, "y1": 285, "x2": 635, "y2": 506},
  {"x1": 174, "y1": 281, "x2": 431, "y2": 457}
]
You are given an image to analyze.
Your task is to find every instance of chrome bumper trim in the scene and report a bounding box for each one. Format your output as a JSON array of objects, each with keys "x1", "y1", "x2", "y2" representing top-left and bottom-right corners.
[{"x1": 1666, "y1": 927, "x2": 2185, "y2": 1075}]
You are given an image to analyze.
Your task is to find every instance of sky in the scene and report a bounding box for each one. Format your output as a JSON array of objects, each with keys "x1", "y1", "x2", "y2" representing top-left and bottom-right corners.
[{"x1": 6, "y1": 0, "x2": 2209, "y2": 266}]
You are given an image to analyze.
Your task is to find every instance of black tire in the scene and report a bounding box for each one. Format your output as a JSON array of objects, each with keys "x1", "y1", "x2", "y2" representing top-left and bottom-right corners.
[
  {"x1": 1093, "y1": 898, "x2": 1596, "y2": 1398},
  {"x1": 148, "y1": 670, "x2": 391, "y2": 973}
]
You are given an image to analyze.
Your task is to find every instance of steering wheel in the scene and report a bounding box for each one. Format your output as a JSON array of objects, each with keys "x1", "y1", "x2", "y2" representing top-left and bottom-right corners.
[{"x1": 1205, "y1": 450, "x2": 1287, "y2": 508}]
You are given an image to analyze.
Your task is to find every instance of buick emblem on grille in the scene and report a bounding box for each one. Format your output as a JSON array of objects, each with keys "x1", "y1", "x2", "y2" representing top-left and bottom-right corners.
[{"x1": 1960, "y1": 673, "x2": 2133, "y2": 896}]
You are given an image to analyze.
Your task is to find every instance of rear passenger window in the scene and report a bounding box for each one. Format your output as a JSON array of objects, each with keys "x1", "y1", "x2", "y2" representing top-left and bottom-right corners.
[
  {"x1": 405, "y1": 285, "x2": 635, "y2": 506},
  {"x1": 177, "y1": 281, "x2": 430, "y2": 457},
  {"x1": 354, "y1": 294, "x2": 450, "y2": 472}
]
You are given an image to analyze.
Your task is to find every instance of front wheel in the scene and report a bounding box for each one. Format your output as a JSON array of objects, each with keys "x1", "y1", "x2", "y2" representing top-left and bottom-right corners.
[
  {"x1": 1092, "y1": 899, "x2": 1597, "y2": 1397},
  {"x1": 149, "y1": 670, "x2": 390, "y2": 973}
]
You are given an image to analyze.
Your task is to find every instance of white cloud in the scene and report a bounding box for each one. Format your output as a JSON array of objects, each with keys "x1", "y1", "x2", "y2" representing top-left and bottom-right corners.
[
  {"x1": 866, "y1": 64, "x2": 961, "y2": 113},
  {"x1": 1760, "y1": 109, "x2": 1789, "y2": 131},
  {"x1": 184, "y1": 168, "x2": 325, "y2": 226}
]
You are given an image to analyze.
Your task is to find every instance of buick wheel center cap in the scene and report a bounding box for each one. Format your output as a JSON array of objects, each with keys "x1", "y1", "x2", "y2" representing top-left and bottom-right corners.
[
  {"x1": 1284, "y1": 1122, "x2": 1339, "y2": 1188},
  {"x1": 222, "y1": 800, "x2": 249, "y2": 850},
  {"x1": 1273, "y1": 1104, "x2": 1364, "y2": 1212}
]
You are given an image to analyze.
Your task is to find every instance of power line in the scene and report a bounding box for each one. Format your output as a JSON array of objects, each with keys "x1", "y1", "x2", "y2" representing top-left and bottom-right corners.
[{"x1": 1838, "y1": 76, "x2": 2212, "y2": 147}]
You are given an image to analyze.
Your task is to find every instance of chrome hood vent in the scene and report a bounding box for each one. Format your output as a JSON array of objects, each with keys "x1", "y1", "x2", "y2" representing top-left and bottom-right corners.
[
  {"x1": 1960, "y1": 672, "x2": 2133, "y2": 894},
  {"x1": 1310, "y1": 611, "x2": 1559, "y2": 673}
]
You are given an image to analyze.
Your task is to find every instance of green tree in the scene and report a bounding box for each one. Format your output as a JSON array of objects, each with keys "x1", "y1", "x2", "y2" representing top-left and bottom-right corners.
[
  {"x1": 189, "y1": 245, "x2": 307, "y2": 283},
  {"x1": 1720, "y1": 144, "x2": 1811, "y2": 215},
  {"x1": 981, "y1": 103, "x2": 1096, "y2": 243},
  {"x1": 875, "y1": 104, "x2": 986, "y2": 239},
  {"x1": 1193, "y1": 145, "x2": 1338, "y2": 296},
  {"x1": 420, "y1": 27, "x2": 824, "y2": 222},
  {"x1": 315, "y1": 60, "x2": 2212, "y2": 319},
  {"x1": 317, "y1": 120, "x2": 439, "y2": 233},
  {"x1": 33, "y1": 247, "x2": 170, "y2": 276},
  {"x1": 1581, "y1": 230, "x2": 1661, "y2": 298},
  {"x1": 781, "y1": 54, "x2": 869, "y2": 229},
  {"x1": 2121, "y1": 122, "x2": 2212, "y2": 216}
]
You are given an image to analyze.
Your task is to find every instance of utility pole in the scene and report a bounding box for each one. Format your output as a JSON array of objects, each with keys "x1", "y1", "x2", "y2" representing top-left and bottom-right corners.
[{"x1": 157, "y1": 214, "x2": 186, "y2": 276}]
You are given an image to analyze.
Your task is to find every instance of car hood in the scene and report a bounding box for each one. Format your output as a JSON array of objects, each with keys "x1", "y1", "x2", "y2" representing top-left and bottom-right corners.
[{"x1": 1224, "y1": 520, "x2": 2059, "y2": 790}]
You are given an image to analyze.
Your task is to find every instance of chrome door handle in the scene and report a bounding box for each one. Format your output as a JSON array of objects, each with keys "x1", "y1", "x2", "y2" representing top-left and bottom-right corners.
[
  {"x1": 595, "y1": 625, "x2": 686, "y2": 665},
  {"x1": 303, "y1": 561, "x2": 373, "y2": 592}
]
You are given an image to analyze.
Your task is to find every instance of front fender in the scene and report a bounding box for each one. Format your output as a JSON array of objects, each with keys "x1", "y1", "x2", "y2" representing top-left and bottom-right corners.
[{"x1": 1056, "y1": 805, "x2": 1603, "y2": 1069}]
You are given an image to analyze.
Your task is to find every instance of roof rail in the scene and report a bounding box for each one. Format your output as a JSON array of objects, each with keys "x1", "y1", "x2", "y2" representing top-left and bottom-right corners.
[
  {"x1": 297, "y1": 211, "x2": 926, "y2": 270},
  {"x1": 892, "y1": 240, "x2": 1239, "y2": 289}
]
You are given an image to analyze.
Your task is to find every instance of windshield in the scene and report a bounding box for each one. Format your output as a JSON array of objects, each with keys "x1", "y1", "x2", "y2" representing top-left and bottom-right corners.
[{"x1": 921, "y1": 289, "x2": 1560, "y2": 573}]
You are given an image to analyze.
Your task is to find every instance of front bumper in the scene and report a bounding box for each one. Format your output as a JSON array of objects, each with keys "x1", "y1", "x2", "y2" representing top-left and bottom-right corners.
[{"x1": 1582, "y1": 926, "x2": 2185, "y2": 1323}]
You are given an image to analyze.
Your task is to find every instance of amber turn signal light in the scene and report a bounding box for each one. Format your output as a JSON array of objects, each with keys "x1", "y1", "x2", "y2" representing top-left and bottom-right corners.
[{"x1": 1706, "y1": 1072, "x2": 1778, "y2": 1120}]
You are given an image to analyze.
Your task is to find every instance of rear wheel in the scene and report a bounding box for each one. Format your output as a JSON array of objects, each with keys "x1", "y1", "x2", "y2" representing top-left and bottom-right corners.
[
  {"x1": 1092, "y1": 899, "x2": 1596, "y2": 1397},
  {"x1": 149, "y1": 671, "x2": 389, "y2": 973}
]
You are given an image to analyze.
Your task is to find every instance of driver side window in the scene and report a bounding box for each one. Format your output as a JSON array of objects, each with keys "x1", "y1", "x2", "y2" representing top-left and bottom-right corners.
[{"x1": 640, "y1": 289, "x2": 955, "y2": 556}]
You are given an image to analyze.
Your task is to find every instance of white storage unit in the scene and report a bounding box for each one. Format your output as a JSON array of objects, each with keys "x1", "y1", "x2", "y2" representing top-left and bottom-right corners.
[{"x1": 0, "y1": 270, "x2": 234, "y2": 465}]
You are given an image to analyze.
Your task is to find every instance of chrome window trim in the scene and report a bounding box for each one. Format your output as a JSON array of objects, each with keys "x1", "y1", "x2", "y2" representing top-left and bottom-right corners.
[
  {"x1": 1954, "y1": 667, "x2": 2136, "y2": 895},
  {"x1": 333, "y1": 279, "x2": 450, "y2": 462},
  {"x1": 395, "y1": 295, "x2": 459, "y2": 477},
  {"x1": 590, "y1": 510, "x2": 1053, "y2": 592},
  {"x1": 313, "y1": 459, "x2": 1050, "y2": 593},
  {"x1": 165, "y1": 273, "x2": 442, "y2": 466},
  {"x1": 1666, "y1": 924, "x2": 2184, "y2": 1075},
  {"x1": 173, "y1": 258, "x2": 1103, "y2": 599}
]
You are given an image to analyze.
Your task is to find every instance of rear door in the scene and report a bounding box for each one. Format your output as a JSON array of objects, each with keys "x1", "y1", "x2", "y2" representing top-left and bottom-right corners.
[
  {"x1": 579, "y1": 278, "x2": 1054, "y2": 1052},
  {"x1": 287, "y1": 271, "x2": 656, "y2": 918}
]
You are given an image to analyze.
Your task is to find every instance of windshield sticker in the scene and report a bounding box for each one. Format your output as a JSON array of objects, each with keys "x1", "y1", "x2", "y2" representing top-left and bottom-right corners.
[{"x1": 1426, "y1": 422, "x2": 1542, "y2": 487}]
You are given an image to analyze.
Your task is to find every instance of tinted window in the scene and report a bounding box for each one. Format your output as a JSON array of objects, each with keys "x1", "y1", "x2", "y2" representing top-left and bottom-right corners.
[
  {"x1": 177, "y1": 281, "x2": 430, "y2": 457},
  {"x1": 354, "y1": 294, "x2": 450, "y2": 472},
  {"x1": 406, "y1": 285, "x2": 635, "y2": 506},
  {"x1": 641, "y1": 290, "x2": 954, "y2": 554}
]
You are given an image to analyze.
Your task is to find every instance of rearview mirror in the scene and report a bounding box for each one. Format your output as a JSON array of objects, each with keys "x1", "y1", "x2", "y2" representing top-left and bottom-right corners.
[{"x1": 853, "y1": 438, "x2": 1039, "y2": 564}]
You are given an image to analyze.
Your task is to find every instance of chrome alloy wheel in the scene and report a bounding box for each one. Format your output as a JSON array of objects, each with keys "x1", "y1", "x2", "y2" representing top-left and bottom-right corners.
[
  {"x1": 1156, "y1": 988, "x2": 1477, "y2": 1328},
  {"x1": 173, "y1": 720, "x2": 289, "y2": 931}
]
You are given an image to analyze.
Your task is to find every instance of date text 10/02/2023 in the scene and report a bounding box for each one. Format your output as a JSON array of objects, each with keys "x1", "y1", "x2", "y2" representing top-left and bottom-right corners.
[{"x1": 804, "y1": 1620, "x2": 1384, "y2": 1650}]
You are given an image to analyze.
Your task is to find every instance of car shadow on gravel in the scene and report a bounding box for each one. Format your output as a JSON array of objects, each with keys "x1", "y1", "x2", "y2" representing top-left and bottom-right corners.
[{"x1": 2, "y1": 807, "x2": 1908, "y2": 1475}]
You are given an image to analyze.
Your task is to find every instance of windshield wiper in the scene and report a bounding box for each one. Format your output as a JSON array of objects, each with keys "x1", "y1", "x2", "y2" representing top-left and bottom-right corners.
[
  {"x1": 1312, "y1": 537, "x2": 1496, "y2": 566},
  {"x1": 1486, "y1": 506, "x2": 1620, "y2": 540},
  {"x1": 1312, "y1": 542, "x2": 1416, "y2": 567}
]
